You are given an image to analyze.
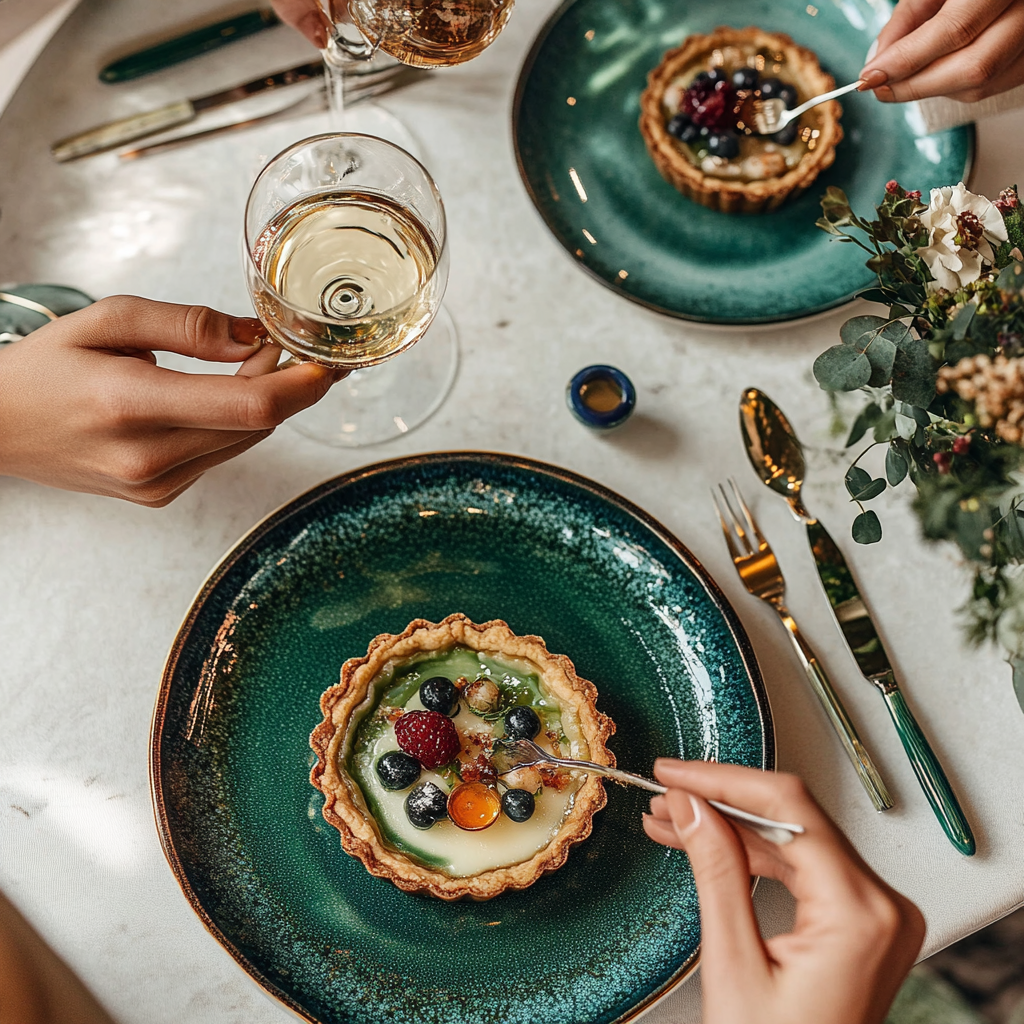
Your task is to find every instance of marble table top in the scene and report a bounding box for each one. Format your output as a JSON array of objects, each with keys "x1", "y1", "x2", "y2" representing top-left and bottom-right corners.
[{"x1": 2, "y1": 1, "x2": 1024, "y2": 1022}]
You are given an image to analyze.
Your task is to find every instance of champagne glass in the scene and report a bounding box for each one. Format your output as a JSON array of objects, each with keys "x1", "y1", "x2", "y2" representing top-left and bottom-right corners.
[{"x1": 245, "y1": 133, "x2": 455, "y2": 446}]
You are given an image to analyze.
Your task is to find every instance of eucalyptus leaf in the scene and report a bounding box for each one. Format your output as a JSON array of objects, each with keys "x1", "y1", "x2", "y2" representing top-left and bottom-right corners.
[
  {"x1": 814, "y1": 344, "x2": 872, "y2": 391},
  {"x1": 857, "y1": 288, "x2": 895, "y2": 305},
  {"x1": 996, "y1": 261, "x2": 1024, "y2": 290},
  {"x1": 951, "y1": 303, "x2": 976, "y2": 340},
  {"x1": 853, "y1": 477, "x2": 887, "y2": 501},
  {"x1": 845, "y1": 465, "x2": 872, "y2": 496},
  {"x1": 840, "y1": 315, "x2": 887, "y2": 346},
  {"x1": 895, "y1": 412, "x2": 918, "y2": 440},
  {"x1": 1012, "y1": 656, "x2": 1024, "y2": 716},
  {"x1": 846, "y1": 403, "x2": 882, "y2": 447},
  {"x1": 872, "y1": 408, "x2": 898, "y2": 443},
  {"x1": 885, "y1": 444, "x2": 909, "y2": 485},
  {"x1": 891, "y1": 336, "x2": 935, "y2": 407},
  {"x1": 852, "y1": 510, "x2": 883, "y2": 544}
]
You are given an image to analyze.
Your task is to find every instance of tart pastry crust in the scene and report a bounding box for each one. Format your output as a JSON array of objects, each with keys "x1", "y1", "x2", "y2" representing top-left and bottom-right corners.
[
  {"x1": 639, "y1": 26, "x2": 844, "y2": 214},
  {"x1": 310, "y1": 613, "x2": 616, "y2": 901}
]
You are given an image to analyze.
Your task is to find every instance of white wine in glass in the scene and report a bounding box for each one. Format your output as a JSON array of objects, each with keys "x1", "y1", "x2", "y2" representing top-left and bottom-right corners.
[
  {"x1": 251, "y1": 191, "x2": 442, "y2": 368},
  {"x1": 245, "y1": 133, "x2": 455, "y2": 445}
]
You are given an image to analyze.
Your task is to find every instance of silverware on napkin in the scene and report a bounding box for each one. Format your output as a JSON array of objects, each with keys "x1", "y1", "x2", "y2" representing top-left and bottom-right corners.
[
  {"x1": 740, "y1": 387, "x2": 976, "y2": 856},
  {"x1": 53, "y1": 60, "x2": 325, "y2": 161}
]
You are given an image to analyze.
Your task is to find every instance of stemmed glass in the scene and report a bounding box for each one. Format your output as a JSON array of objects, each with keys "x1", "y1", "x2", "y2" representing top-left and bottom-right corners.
[{"x1": 245, "y1": 133, "x2": 452, "y2": 446}]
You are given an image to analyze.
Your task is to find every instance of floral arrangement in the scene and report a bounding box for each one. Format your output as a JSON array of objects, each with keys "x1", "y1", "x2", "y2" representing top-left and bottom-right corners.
[{"x1": 812, "y1": 180, "x2": 1024, "y2": 685}]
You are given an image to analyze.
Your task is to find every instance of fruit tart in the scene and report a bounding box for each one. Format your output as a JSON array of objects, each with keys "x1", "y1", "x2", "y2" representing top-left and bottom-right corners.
[
  {"x1": 639, "y1": 26, "x2": 844, "y2": 213},
  {"x1": 310, "y1": 613, "x2": 616, "y2": 900}
]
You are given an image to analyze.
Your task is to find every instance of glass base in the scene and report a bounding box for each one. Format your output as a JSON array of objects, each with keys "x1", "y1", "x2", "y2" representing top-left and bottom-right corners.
[{"x1": 288, "y1": 307, "x2": 458, "y2": 448}]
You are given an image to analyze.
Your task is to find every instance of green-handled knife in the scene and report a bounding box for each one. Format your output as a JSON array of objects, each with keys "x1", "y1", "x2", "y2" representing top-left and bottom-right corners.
[
  {"x1": 740, "y1": 388, "x2": 976, "y2": 856},
  {"x1": 99, "y1": 9, "x2": 281, "y2": 83}
]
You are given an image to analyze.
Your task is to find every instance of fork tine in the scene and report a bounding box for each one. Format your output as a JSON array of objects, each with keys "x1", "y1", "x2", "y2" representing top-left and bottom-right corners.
[
  {"x1": 717, "y1": 482, "x2": 757, "y2": 556},
  {"x1": 712, "y1": 489, "x2": 746, "y2": 563},
  {"x1": 728, "y1": 478, "x2": 769, "y2": 550}
]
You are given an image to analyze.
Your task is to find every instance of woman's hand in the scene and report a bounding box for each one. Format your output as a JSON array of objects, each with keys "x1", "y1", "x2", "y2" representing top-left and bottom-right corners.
[
  {"x1": 271, "y1": 0, "x2": 334, "y2": 48},
  {"x1": 859, "y1": 0, "x2": 1024, "y2": 103},
  {"x1": 643, "y1": 760, "x2": 925, "y2": 1024},
  {"x1": 0, "y1": 295, "x2": 339, "y2": 506}
]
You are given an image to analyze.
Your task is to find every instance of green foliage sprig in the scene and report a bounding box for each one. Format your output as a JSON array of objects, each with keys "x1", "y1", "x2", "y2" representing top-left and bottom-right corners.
[{"x1": 813, "y1": 181, "x2": 1024, "y2": 662}]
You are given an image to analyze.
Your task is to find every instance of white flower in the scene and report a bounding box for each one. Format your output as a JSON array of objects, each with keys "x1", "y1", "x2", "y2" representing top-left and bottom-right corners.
[{"x1": 917, "y1": 182, "x2": 1008, "y2": 293}]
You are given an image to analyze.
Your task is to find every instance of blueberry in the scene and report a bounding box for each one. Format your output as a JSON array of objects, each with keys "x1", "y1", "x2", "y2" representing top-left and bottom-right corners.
[
  {"x1": 777, "y1": 83, "x2": 798, "y2": 109},
  {"x1": 707, "y1": 132, "x2": 740, "y2": 159},
  {"x1": 376, "y1": 751, "x2": 421, "y2": 791},
  {"x1": 770, "y1": 121, "x2": 800, "y2": 145},
  {"x1": 504, "y1": 706, "x2": 541, "y2": 740},
  {"x1": 732, "y1": 66, "x2": 758, "y2": 90},
  {"x1": 705, "y1": 67, "x2": 727, "y2": 84},
  {"x1": 502, "y1": 789, "x2": 536, "y2": 823},
  {"x1": 405, "y1": 782, "x2": 449, "y2": 829},
  {"x1": 692, "y1": 70, "x2": 710, "y2": 85},
  {"x1": 758, "y1": 77, "x2": 784, "y2": 99},
  {"x1": 666, "y1": 114, "x2": 701, "y2": 143},
  {"x1": 419, "y1": 676, "x2": 459, "y2": 716}
]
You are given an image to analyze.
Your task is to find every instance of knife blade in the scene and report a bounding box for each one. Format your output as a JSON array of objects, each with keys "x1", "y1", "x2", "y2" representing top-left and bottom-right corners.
[
  {"x1": 99, "y1": 9, "x2": 282, "y2": 83},
  {"x1": 52, "y1": 60, "x2": 324, "y2": 163},
  {"x1": 807, "y1": 518, "x2": 976, "y2": 856}
]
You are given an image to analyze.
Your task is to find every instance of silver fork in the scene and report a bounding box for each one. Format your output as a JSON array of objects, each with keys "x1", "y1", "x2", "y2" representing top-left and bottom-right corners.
[
  {"x1": 752, "y1": 79, "x2": 864, "y2": 135},
  {"x1": 713, "y1": 481, "x2": 893, "y2": 811},
  {"x1": 494, "y1": 738, "x2": 805, "y2": 844}
]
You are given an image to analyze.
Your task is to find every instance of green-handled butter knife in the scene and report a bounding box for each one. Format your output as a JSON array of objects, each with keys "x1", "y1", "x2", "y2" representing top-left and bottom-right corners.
[
  {"x1": 740, "y1": 388, "x2": 976, "y2": 856},
  {"x1": 99, "y1": 9, "x2": 281, "y2": 83}
]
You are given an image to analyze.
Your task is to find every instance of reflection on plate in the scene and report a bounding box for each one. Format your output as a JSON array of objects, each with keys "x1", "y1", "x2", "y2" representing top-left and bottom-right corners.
[
  {"x1": 152, "y1": 452, "x2": 771, "y2": 1024},
  {"x1": 513, "y1": 0, "x2": 973, "y2": 324}
]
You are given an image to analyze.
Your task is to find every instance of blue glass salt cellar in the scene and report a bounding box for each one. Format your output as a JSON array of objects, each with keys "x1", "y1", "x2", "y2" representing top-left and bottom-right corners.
[{"x1": 566, "y1": 365, "x2": 636, "y2": 431}]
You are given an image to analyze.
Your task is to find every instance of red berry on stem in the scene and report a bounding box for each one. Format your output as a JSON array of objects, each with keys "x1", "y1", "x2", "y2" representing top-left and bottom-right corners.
[
  {"x1": 395, "y1": 710, "x2": 460, "y2": 768},
  {"x1": 933, "y1": 451, "x2": 952, "y2": 473},
  {"x1": 952, "y1": 435, "x2": 971, "y2": 455}
]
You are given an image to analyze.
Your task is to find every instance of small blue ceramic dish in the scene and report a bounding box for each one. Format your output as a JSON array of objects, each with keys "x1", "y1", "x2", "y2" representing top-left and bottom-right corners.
[{"x1": 567, "y1": 364, "x2": 637, "y2": 430}]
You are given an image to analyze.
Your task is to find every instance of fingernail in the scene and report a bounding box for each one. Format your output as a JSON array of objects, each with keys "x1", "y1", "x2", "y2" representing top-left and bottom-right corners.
[
  {"x1": 859, "y1": 68, "x2": 888, "y2": 90},
  {"x1": 667, "y1": 791, "x2": 703, "y2": 841},
  {"x1": 232, "y1": 318, "x2": 270, "y2": 348},
  {"x1": 875, "y1": 84, "x2": 895, "y2": 103}
]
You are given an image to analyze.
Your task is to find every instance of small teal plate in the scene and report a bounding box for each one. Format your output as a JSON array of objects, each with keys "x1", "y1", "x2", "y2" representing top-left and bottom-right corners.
[
  {"x1": 513, "y1": 0, "x2": 974, "y2": 324},
  {"x1": 152, "y1": 453, "x2": 772, "y2": 1024}
]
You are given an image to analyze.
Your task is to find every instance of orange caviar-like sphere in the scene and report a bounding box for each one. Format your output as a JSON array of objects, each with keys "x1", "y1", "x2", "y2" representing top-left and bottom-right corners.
[{"x1": 447, "y1": 782, "x2": 502, "y2": 831}]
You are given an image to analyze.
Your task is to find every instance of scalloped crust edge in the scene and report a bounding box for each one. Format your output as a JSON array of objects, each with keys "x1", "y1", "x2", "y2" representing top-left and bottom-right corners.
[
  {"x1": 310, "y1": 613, "x2": 617, "y2": 901},
  {"x1": 638, "y1": 26, "x2": 844, "y2": 214}
]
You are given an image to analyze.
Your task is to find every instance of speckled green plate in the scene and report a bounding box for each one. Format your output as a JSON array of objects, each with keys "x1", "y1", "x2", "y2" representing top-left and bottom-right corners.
[
  {"x1": 152, "y1": 452, "x2": 772, "y2": 1024},
  {"x1": 513, "y1": 0, "x2": 974, "y2": 324}
]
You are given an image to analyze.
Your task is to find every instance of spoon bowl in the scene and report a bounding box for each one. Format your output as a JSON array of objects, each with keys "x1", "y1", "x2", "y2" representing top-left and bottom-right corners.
[{"x1": 739, "y1": 387, "x2": 813, "y2": 521}]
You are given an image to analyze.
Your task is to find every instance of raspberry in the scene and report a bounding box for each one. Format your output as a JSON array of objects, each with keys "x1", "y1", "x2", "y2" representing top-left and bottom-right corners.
[
  {"x1": 395, "y1": 710, "x2": 460, "y2": 768},
  {"x1": 682, "y1": 77, "x2": 738, "y2": 131}
]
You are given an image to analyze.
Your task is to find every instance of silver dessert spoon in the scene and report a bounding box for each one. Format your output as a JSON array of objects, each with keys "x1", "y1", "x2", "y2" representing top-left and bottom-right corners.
[
  {"x1": 753, "y1": 79, "x2": 864, "y2": 135},
  {"x1": 494, "y1": 738, "x2": 804, "y2": 845}
]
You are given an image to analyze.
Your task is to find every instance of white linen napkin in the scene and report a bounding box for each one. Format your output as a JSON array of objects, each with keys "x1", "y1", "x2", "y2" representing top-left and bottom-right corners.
[{"x1": 917, "y1": 85, "x2": 1024, "y2": 133}]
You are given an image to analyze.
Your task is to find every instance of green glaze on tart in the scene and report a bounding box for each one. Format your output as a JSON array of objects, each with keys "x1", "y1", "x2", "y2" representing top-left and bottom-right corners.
[{"x1": 310, "y1": 615, "x2": 615, "y2": 901}]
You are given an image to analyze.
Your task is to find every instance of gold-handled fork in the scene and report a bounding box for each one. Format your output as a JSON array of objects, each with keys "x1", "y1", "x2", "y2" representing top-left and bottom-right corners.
[{"x1": 713, "y1": 480, "x2": 893, "y2": 812}]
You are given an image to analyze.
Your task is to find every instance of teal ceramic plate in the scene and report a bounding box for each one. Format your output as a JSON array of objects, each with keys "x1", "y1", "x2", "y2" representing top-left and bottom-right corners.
[
  {"x1": 152, "y1": 453, "x2": 772, "y2": 1024},
  {"x1": 513, "y1": 0, "x2": 974, "y2": 324}
]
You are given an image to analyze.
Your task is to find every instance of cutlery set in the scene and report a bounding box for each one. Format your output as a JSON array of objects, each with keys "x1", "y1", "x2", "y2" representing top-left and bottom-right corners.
[{"x1": 724, "y1": 389, "x2": 975, "y2": 855}]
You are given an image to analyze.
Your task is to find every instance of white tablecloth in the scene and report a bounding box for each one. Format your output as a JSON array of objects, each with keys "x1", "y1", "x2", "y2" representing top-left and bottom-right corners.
[{"x1": 2, "y1": 2, "x2": 1024, "y2": 1022}]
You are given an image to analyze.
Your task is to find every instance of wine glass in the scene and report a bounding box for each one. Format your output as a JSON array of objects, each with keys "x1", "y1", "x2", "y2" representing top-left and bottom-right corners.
[
  {"x1": 245, "y1": 132, "x2": 455, "y2": 446},
  {"x1": 320, "y1": 0, "x2": 516, "y2": 125}
]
